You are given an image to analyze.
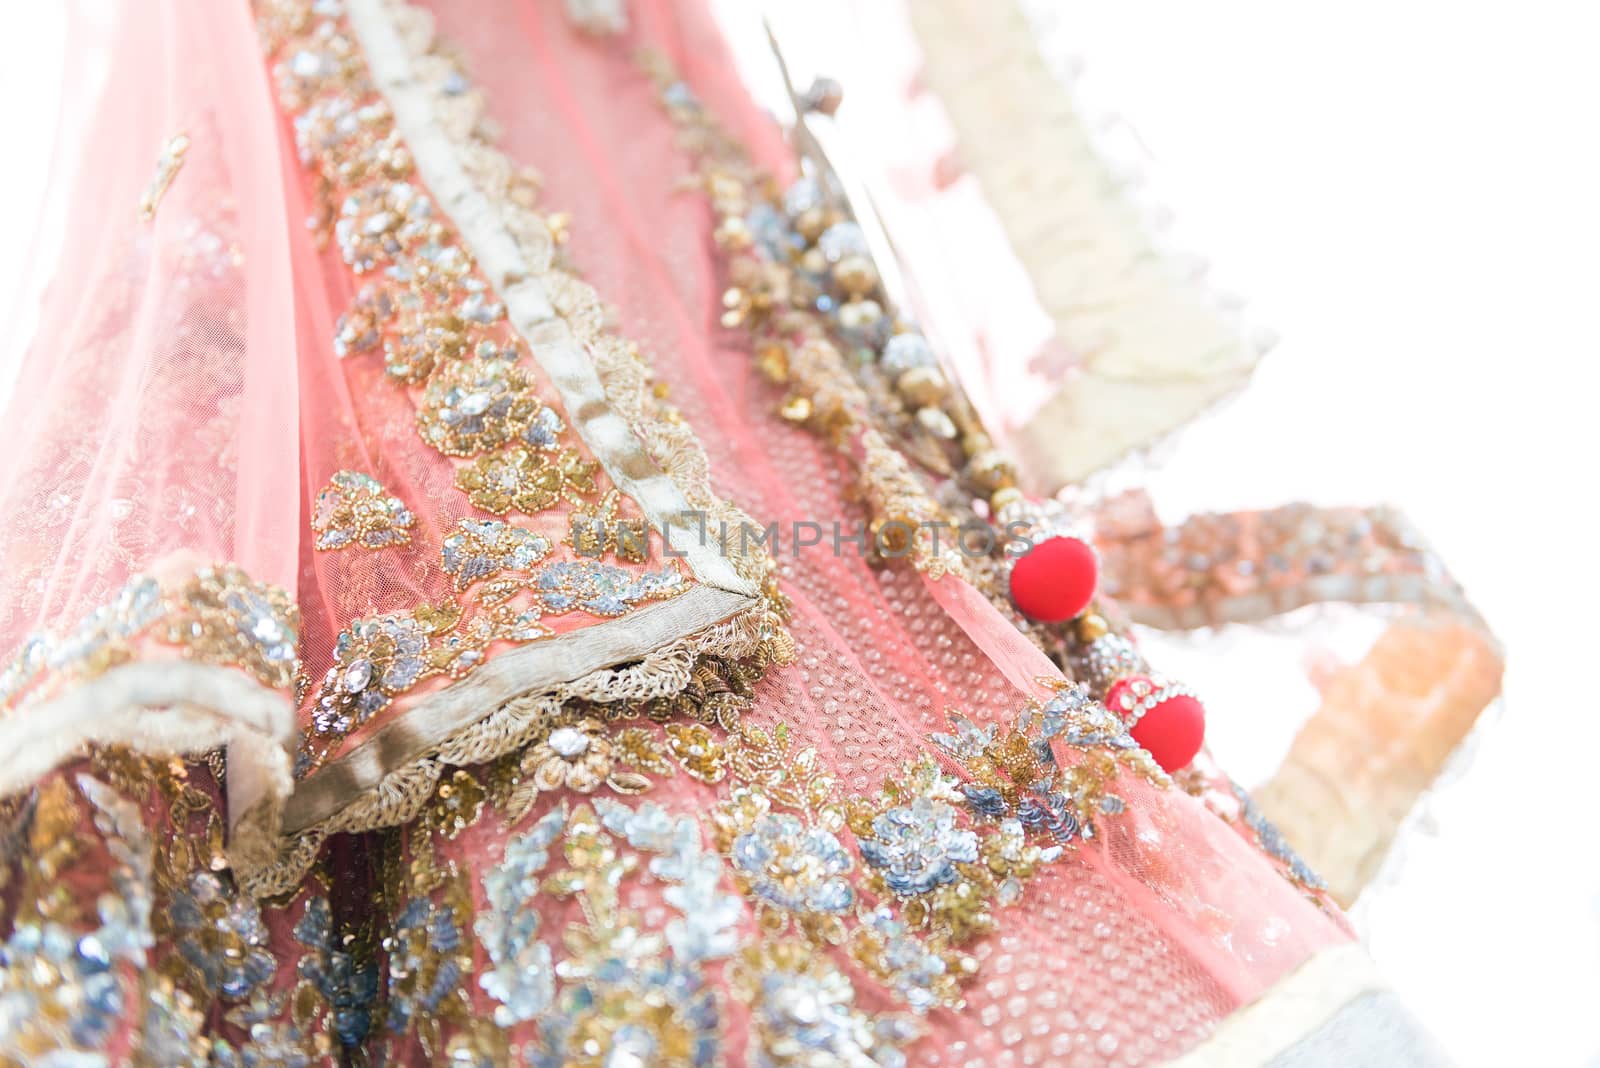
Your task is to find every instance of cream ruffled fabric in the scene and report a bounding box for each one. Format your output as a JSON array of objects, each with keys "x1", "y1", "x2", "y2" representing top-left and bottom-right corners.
[{"x1": 907, "y1": 0, "x2": 1263, "y2": 488}]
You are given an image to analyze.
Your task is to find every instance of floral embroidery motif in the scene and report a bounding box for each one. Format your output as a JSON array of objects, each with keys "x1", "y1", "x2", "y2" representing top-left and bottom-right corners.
[
  {"x1": 455, "y1": 446, "x2": 599, "y2": 516},
  {"x1": 334, "y1": 282, "x2": 395, "y2": 360},
  {"x1": 312, "y1": 470, "x2": 415, "y2": 551},
  {"x1": 568, "y1": 488, "x2": 650, "y2": 563},
  {"x1": 1, "y1": 747, "x2": 368, "y2": 1065},
  {"x1": 302, "y1": 600, "x2": 546, "y2": 774},
  {"x1": 664, "y1": 722, "x2": 729, "y2": 782},
  {"x1": 355, "y1": 683, "x2": 1154, "y2": 1058},
  {"x1": 701, "y1": 723, "x2": 1056, "y2": 1003},
  {"x1": 546, "y1": 804, "x2": 730, "y2": 1067},
  {"x1": 311, "y1": 612, "x2": 432, "y2": 742},
  {"x1": 213, "y1": 994, "x2": 329, "y2": 1068},
  {"x1": 293, "y1": 896, "x2": 379, "y2": 1049},
  {"x1": 857, "y1": 796, "x2": 980, "y2": 897},
  {"x1": 729, "y1": 809, "x2": 856, "y2": 920},
  {"x1": 932, "y1": 681, "x2": 1167, "y2": 844},
  {"x1": 383, "y1": 305, "x2": 473, "y2": 384},
  {"x1": 441, "y1": 519, "x2": 552, "y2": 592},
  {"x1": 853, "y1": 906, "x2": 963, "y2": 1014},
  {"x1": 334, "y1": 179, "x2": 436, "y2": 275},
  {"x1": 476, "y1": 806, "x2": 564, "y2": 1026},
  {"x1": 530, "y1": 559, "x2": 687, "y2": 616},
  {"x1": 165, "y1": 565, "x2": 300, "y2": 690},
  {"x1": 732, "y1": 939, "x2": 921, "y2": 1068},
  {"x1": 169, "y1": 871, "x2": 277, "y2": 1001},
  {"x1": 384, "y1": 880, "x2": 474, "y2": 1042},
  {"x1": 520, "y1": 718, "x2": 654, "y2": 797},
  {"x1": 0, "y1": 775, "x2": 152, "y2": 1062},
  {"x1": 417, "y1": 356, "x2": 543, "y2": 457},
  {"x1": 849, "y1": 759, "x2": 1056, "y2": 947},
  {"x1": 137, "y1": 979, "x2": 209, "y2": 1066},
  {"x1": 422, "y1": 769, "x2": 488, "y2": 841}
]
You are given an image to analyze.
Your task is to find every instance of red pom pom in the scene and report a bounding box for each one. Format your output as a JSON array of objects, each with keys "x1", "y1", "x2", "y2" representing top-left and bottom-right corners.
[
  {"x1": 1104, "y1": 675, "x2": 1206, "y2": 773},
  {"x1": 1008, "y1": 534, "x2": 1098, "y2": 623}
]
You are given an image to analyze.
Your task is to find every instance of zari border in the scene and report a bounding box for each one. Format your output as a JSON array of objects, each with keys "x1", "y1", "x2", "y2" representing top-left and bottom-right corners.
[
  {"x1": 346, "y1": 0, "x2": 755, "y2": 599},
  {"x1": 245, "y1": 590, "x2": 769, "y2": 895},
  {"x1": 1, "y1": 661, "x2": 296, "y2": 873},
  {"x1": 281, "y1": 585, "x2": 751, "y2": 834}
]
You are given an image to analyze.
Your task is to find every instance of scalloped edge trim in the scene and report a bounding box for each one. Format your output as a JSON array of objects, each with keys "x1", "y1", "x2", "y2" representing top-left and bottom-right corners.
[{"x1": 240, "y1": 596, "x2": 767, "y2": 896}]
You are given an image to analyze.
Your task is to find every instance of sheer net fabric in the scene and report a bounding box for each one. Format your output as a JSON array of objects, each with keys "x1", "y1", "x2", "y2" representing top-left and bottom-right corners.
[
  {"x1": 0, "y1": 5, "x2": 299, "y2": 645},
  {"x1": 0, "y1": 0, "x2": 1354, "y2": 1064},
  {"x1": 410, "y1": 0, "x2": 1349, "y2": 1062}
]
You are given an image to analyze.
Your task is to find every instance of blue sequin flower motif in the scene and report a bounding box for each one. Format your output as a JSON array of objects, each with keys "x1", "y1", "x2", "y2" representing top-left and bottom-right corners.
[
  {"x1": 170, "y1": 872, "x2": 277, "y2": 1002},
  {"x1": 476, "y1": 806, "x2": 565, "y2": 1026},
  {"x1": 858, "y1": 796, "x2": 979, "y2": 896},
  {"x1": 385, "y1": 896, "x2": 467, "y2": 1037},
  {"x1": 0, "y1": 921, "x2": 126, "y2": 1049},
  {"x1": 731, "y1": 813, "x2": 855, "y2": 915},
  {"x1": 293, "y1": 896, "x2": 378, "y2": 1048},
  {"x1": 531, "y1": 560, "x2": 687, "y2": 617}
]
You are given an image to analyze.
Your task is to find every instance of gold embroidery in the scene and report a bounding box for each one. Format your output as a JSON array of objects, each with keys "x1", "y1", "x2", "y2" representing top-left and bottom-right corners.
[
  {"x1": 165, "y1": 566, "x2": 299, "y2": 691},
  {"x1": 422, "y1": 768, "x2": 487, "y2": 840},
  {"x1": 2, "y1": 755, "x2": 368, "y2": 1064},
  {"x1": 250, "y1": 0, "x2": 792, "y2": 895},
  {"x1": 663, "y1": 721, "x2": 728, "y2": 782},
  {"x1": 0, "y1": 566, "x2": 299, "y2": 714},
  {"x1": 416, "y1": 356, "x2": 548, "y2": 458},
  {"x1": 441, "y1": 518, "x2": 552, "y2": 593},
  {"x1": 520, "y1": 717, "x2": 655, "y2": 796},
  {"x1": 567, "y1": 489, "x2": 649, "y2": 563},
  {"x1": 312, "y1": 470, "x2": 415, "y2": 551},
  {"x1": 139, "y1": 132, "x2": 190, "y2": 221},
  {"x1": 455, "y1": 446, "x2": 599, "y2": 516}
]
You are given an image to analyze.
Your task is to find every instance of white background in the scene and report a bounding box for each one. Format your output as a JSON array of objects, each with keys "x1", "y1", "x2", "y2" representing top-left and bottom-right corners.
[
  {"x1": 3, "y1": 1, "x2": 1597, "y2": 1063},
  {"x1": 1042, "y1": 5, "x2": 1599, "y2": 1064}
]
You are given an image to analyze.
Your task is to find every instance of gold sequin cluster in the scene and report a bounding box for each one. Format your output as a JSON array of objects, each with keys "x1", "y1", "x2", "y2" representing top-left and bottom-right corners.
[
  {"x1": 380, "y1": 700, "x2": 1095, "y2": 1063},
  {"x1": 261, "y1": 1, "x2": 607, "y2": 529},
  {"x1": 0, "y1": 566, "x2": 299, "y2": 714},
  {"x1": 0, "y1": 751, "x2": 372, "y2": 1063}
]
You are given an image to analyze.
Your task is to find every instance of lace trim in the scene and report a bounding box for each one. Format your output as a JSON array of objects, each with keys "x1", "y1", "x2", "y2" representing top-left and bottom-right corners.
[{"x1": 242, "y1": 599, "x2": 771, "y2": 896}]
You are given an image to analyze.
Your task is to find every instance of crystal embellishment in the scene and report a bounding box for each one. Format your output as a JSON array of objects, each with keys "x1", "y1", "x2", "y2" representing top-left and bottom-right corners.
[
  {"x1": 312, "y1": 470, "x2": 415, "y2": 551},
  {"x1": 441, "y1": 519, "x2": 552, "y2": 591}
]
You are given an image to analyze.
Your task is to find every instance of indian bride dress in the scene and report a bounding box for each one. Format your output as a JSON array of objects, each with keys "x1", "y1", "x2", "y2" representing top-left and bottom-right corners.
[{"x1": 0, "y1": 0, "x2": 1494, "y2": 1064}]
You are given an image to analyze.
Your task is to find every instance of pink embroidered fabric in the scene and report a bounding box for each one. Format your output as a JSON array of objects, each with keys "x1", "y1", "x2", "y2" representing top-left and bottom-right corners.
[
  {"x1": 0, "y1": 1, "x2": 1358, "y2": 1064},
  {"x1": 410, "y1": 0, "x2": 1351, "y2": 1062}
]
